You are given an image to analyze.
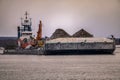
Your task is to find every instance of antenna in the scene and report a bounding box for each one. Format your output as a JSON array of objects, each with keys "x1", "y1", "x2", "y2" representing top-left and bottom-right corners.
[{"x1": 25, "y1": 11, "x2": 29, "y2": 19}]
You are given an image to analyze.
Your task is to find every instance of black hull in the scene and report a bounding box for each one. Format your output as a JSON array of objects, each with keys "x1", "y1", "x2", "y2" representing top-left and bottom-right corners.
[{"x1": 45, "y1": 49, "x2": 115, "y2": 55}]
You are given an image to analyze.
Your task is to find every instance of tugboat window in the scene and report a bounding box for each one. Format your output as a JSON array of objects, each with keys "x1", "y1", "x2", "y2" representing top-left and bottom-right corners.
[{"x1": 25, "y1": 20, "x2": 29, "y2": 23}]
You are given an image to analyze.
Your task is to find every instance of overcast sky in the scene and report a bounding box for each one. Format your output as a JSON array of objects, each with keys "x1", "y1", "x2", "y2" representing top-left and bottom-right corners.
[{"x1": 0, "y1": 0, "x2": 120, "y2": 38}]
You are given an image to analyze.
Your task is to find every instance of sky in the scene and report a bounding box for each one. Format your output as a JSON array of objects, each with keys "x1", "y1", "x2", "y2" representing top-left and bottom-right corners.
[{"x1": 0, "y1": 0, "x2": 120, "y2": 38}]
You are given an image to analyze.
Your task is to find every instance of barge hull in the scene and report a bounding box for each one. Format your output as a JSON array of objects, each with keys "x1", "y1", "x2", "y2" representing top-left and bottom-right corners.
[
  {"x1": 45, "y1": 38, "x2": 115, "y2": 55},
  {"x1": 45, "y1": 49, "x2": 115, "y2": 55}
]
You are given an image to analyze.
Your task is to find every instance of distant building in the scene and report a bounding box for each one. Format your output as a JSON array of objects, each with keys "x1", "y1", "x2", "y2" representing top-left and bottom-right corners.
[
  {"x1": 115, "y1": 38, "x2": 120, "y2": 45},
  {"x1": 72, "y1": 29, "x2": 93, "y2": 37}
]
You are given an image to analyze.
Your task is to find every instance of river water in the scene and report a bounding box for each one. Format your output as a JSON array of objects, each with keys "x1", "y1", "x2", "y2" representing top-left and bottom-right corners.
[{"x1": 0, "y1": 47, "x2": 120, "y2": 80}]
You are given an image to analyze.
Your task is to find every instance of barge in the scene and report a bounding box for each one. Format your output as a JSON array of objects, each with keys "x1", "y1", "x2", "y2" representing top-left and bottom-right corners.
[{"x1": 44, "y1": 38, "x2": 115, "y2": 54}]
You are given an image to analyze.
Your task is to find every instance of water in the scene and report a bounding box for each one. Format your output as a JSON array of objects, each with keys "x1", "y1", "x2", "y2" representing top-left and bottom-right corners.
[{"x1": 0, "y1": 48, "x2": 120, "y2": 80}]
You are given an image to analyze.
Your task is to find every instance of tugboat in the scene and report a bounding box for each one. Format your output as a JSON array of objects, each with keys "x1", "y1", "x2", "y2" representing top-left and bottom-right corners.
[
  {"x1": 17, "y1": 11, "x2": 36, "y2": 49},
  {"x1": 16, "y1": 12, "x2": 44, "y2": 54}
]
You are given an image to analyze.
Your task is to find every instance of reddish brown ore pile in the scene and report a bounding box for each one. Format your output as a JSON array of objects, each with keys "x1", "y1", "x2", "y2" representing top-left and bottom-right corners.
[{"x1": 50, "y1": 28, "x2": 93, "y2": 39}]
